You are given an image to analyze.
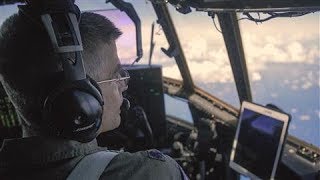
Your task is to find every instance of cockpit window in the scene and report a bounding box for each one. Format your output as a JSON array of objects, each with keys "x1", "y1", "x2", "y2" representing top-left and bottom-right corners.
[
  {"x1": 0, "y1": 4, "x2": 18, "y2": 25},
  {"x1": 130, "y1": 1, "x2": 183, "y2": 80},
  {"x1": 89, "y1": 9, "x2": 137, "y2": 64},
  {"x1": 239, "y1": 13, "x2": 320, "y2": 147},
  {"x1": 167, "y1": 6, "x2": 240, "y2": 107},
  {"x1": 76, "y1": 0, "x2": 111, "y2": 12},
  {"x1": 77, "y1": 0, "x2": 138, "y2": 65}
]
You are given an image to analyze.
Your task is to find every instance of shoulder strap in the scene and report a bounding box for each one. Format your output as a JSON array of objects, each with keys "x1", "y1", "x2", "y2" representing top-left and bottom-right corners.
[{"x1": 67, "y1": 151, "x2": 119, "y2": 180}]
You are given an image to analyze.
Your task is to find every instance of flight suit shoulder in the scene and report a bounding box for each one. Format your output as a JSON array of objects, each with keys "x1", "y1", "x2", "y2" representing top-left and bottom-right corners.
[{"x1": 100, "y1": 149, "x2": 183, "y2": 180}]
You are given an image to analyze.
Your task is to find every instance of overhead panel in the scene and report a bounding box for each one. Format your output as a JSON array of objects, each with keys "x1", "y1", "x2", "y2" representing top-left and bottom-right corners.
[{"x1": 192, "y1": 0, "x2": 320, "y2": 10}]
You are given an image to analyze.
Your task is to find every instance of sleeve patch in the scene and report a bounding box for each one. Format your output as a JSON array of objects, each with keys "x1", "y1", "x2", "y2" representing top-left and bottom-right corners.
[{"x1": 146, "y1": 149, "x2": 166, "y2": 162}]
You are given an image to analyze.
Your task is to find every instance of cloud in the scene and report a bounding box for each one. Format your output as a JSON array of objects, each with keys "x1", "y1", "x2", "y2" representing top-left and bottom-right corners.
[
  {"x1": 271, "y1": 93, "x2": 278, "y2": 98},
  {"x1": 141, "y1": 13, "x2": 319, "y2": 87},
  {"x1": 188, "y1": 60, "x2": 234, "y2": 83},
  {"x1": 291, "y1": 84, "x2": 299, "y2": 91},
  {"x1": 279, "y1": 68, "x2": 319, "y2": 91},
  {"x1": 290, "y1": 124, "x2": 297, "y2": 130},
  {"x1": 302, "y1": 81, "x2": 313, "y2": 90},
  {"x1": 183, "y1": 36, "x2": 208, "y2": 61},
  {"x1": 243, "y1": 35, "x2": 318, "y2": 69},
  {"x1": 291, "y1": 108, "x2": 297, "y2": 113},
  {"x1": 252, "y1": 72, "x2": 262, "y2": 81},
  {"x1": 163, "y1": 65, "x2": 182, "y2": 80},
  {"x1": 128, "y1": 10, "x2": 320, "y2": 93},
  {"x1": 300, "y1": 115, "x2": 311, "y2": 121},
  {"x1": 286, "y1": 42, "x2": 308, "y2": 63}
]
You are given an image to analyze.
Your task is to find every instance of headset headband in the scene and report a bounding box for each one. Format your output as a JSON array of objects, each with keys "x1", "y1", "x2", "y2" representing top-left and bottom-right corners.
[{"x1": 19, "y1": 0, "x2": 105, "y2": 142}]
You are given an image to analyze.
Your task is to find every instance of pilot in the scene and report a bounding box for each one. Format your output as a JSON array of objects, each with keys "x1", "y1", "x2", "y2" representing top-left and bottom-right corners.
[{"x1": 0, "y1": 3, "x2": 188, "y2": 180}]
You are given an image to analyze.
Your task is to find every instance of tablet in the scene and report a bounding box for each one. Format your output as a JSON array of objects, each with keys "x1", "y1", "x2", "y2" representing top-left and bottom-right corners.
[{"x1": 229, "y1": 101, "x2": 290, "y2": 180}]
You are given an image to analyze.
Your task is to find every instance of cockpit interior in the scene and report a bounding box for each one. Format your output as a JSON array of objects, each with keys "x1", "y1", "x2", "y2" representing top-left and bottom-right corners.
[{"x1": 0, "y1": 0, "x2": 319, "y2": 179}]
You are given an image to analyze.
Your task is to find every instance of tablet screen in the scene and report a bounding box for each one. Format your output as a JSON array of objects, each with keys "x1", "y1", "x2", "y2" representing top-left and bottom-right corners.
[{"x1": 233, "y1": 108, "x2": 284, "y2": 179}]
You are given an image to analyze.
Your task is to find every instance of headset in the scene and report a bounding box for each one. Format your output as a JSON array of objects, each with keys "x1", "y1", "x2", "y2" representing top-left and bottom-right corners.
[{"x1": 19, "y1": 0, "x2": 104, "y2": 143}]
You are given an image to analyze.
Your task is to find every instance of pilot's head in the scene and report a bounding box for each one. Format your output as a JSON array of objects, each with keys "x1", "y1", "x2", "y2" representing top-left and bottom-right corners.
[{"x1": 0, "y1": 12, "x2": 126, "y2": 137}]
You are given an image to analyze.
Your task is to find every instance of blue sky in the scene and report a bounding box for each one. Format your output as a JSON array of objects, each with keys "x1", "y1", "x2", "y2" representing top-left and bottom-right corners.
[{"x1": 0, "y1": 0, "x2": 319, "y2": 146}]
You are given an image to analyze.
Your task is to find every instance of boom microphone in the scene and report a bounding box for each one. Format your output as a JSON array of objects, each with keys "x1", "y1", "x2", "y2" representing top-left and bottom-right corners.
[{"x1": 121, "y1": 98, "x2": 131, "y2": 111}]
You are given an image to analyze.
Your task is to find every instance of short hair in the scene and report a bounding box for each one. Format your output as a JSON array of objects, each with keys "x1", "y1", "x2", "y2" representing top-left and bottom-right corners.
[{"x1": 0, "y1": 11, "x2": 122, "y2": 133}]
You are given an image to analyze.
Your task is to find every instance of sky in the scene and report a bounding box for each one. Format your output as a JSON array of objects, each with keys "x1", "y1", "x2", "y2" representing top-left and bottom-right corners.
[{"x1": 0, "y1": 0, "x2": 319, "y2": 146}]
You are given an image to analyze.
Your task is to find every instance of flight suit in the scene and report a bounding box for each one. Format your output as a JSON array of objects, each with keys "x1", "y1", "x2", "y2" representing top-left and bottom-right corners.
[{"x1": 0, "y1": 136, "x2": 187, "y2": 180}]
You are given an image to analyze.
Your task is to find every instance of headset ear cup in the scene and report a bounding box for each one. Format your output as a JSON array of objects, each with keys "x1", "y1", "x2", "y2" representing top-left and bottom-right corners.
[
  {"x1": 42, "y1": 82, "x2": 75, "y2": 135},
  {"x1": 87, "y1": 75, "x2": 103, "y2": 100},
  {"x1": 87, "y1": 75, "x2": 101, "y2": 92},
  {"x1": 42, "y1": 77, "x2": 104, "y2": 142}
]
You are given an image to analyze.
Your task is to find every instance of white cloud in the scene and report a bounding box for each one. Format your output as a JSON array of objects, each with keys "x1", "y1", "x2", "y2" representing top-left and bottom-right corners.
[
  {"x1": 252, "y1": 72, "x2": 262, "y2": 81},
  {"x1": 302, "y1": 81, "x2": 313, "y2": 90},
  {"x1": 291, "y1": 85, "x2": 299, "y2": 91},
  {"x1": 284, "y1": 79, "x2": 290, "y2": 85},
  {"x1": 286, "y1": 42, "x2": 308, "y2": 63},
  {"x1": 290, "y1": 124, "x2": 297, "y2": 130},
  {"x1": 242, "y1": 34, "x2": 318, "y2": 68},
  {"x1": 137, "y1": 12, "x2": 319, "y2": 88},
  {"x1": 271, "y1": 93, "x2": 278, "y2": 98},
  {"x1": 163, "y1": 65, "x2": 182, "y2": 80},
  {"x1": 291, "y1": 108, "x2": 297, "y2": 113},
  {"x1": 280, "y1": 69, "x2": 319, "y2": 91},
  {"x1": 187, "y1": 60, "x2": 234, "y2": 83},
  {"x1": 300, "y1": 115, "x2": 311, "y2": 121},
  {"x1": 184, "y1": 36, "x2": 208, "y2": 61}
]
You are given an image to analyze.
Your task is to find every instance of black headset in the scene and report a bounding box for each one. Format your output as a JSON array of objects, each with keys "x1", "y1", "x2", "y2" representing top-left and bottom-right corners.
[{"x1": 20, "y1": 0, "x2": 104, "y2": 142}]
